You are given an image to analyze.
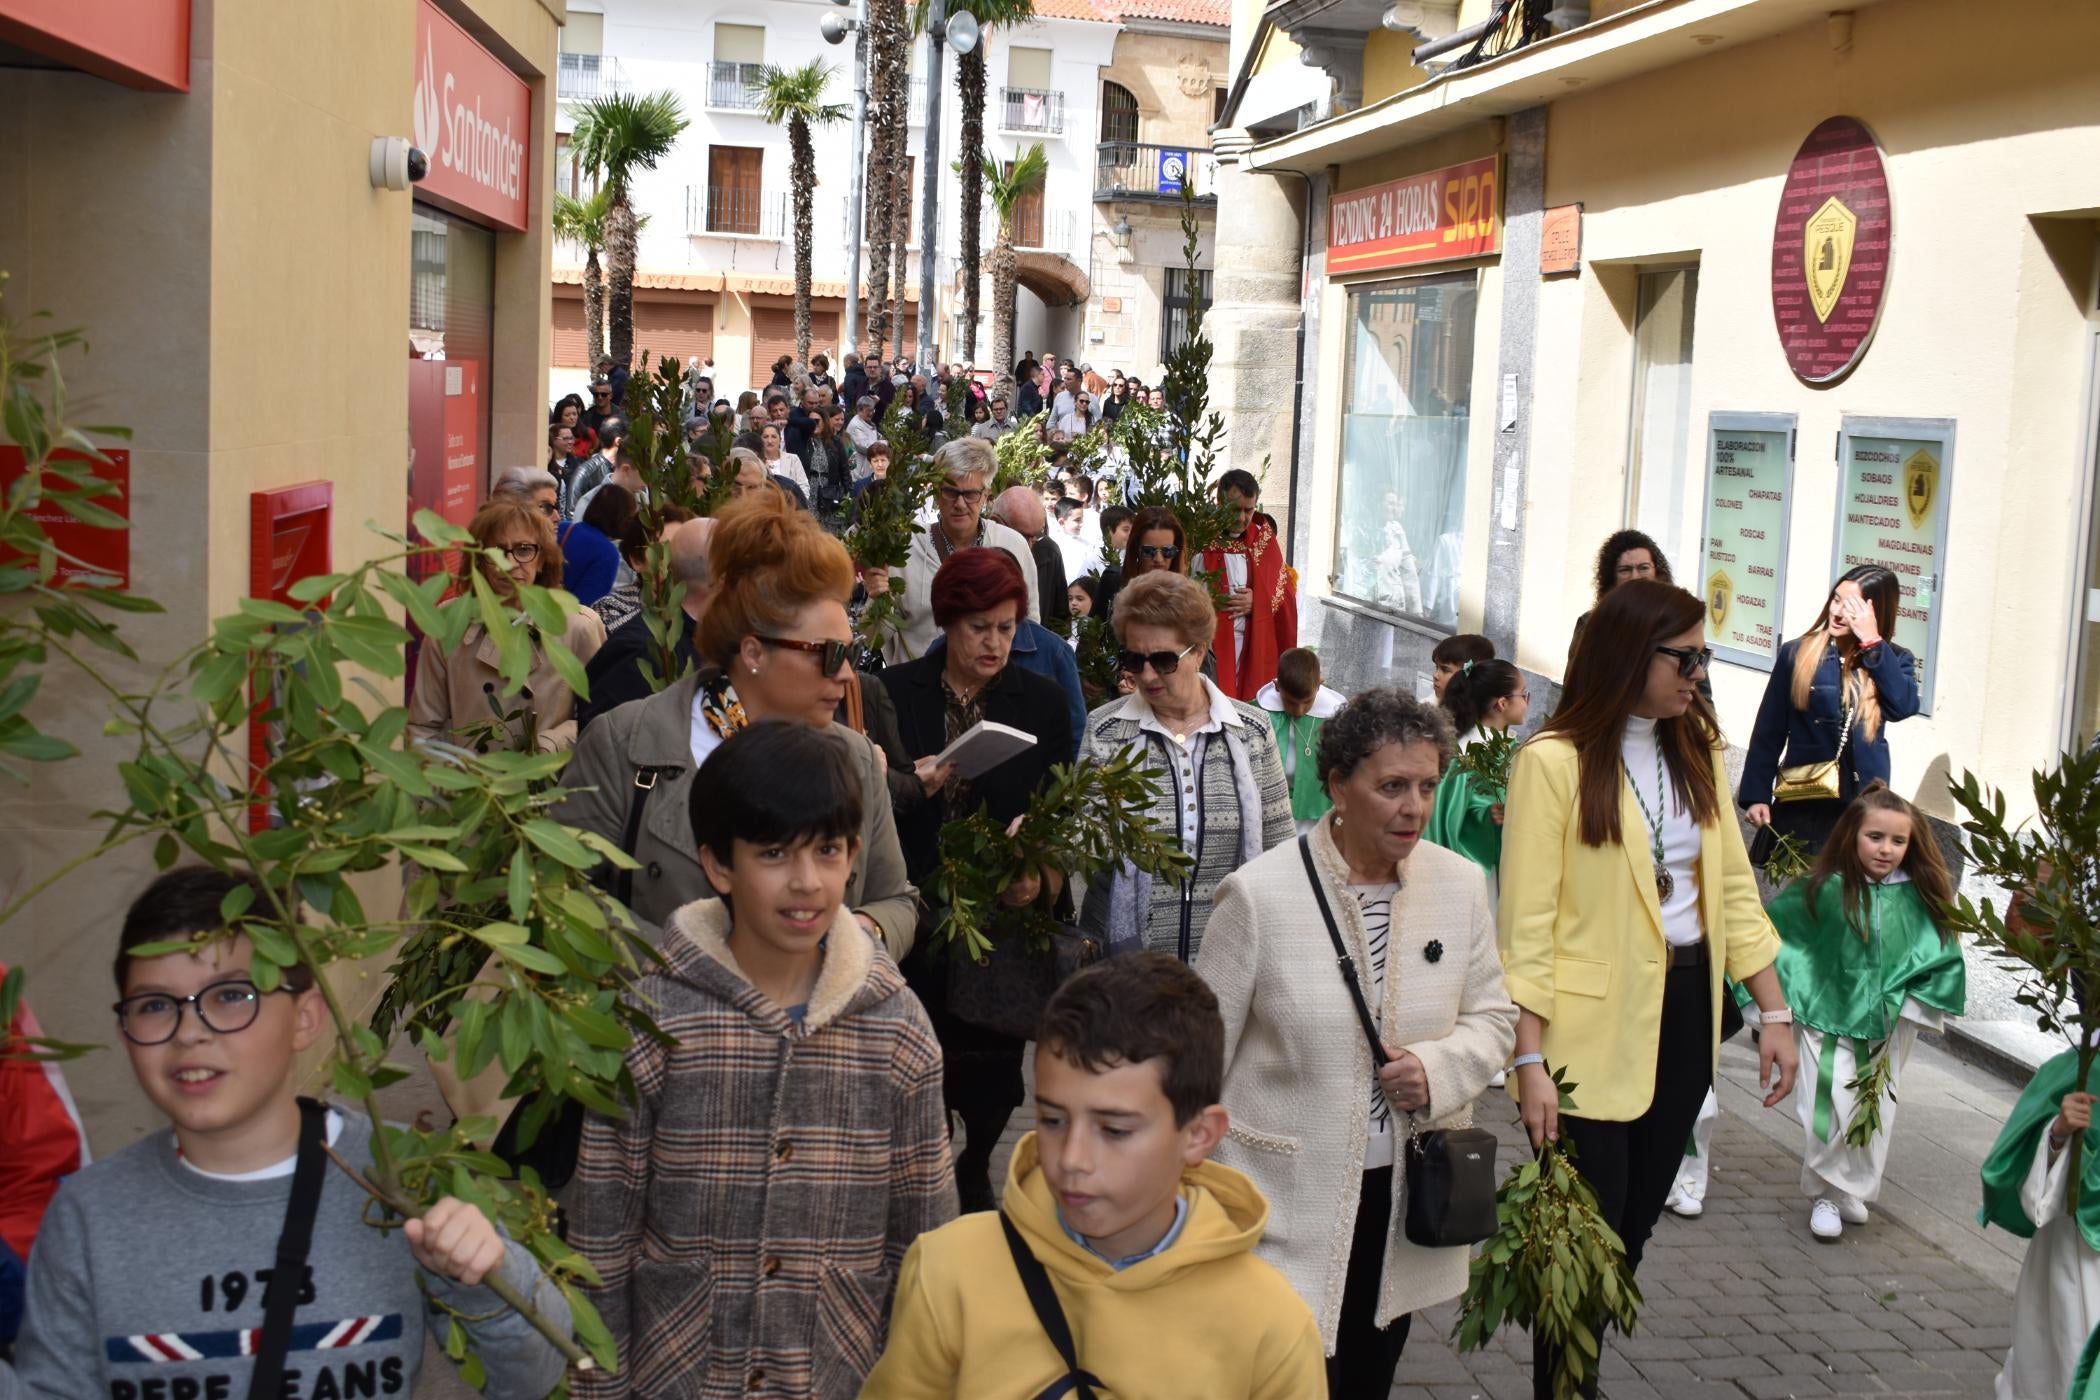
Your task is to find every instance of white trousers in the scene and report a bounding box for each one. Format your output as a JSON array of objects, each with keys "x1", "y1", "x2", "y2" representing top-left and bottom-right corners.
[
  {"x1": 1672, "y1": 1087, "x2": 1719, "y2": 1203},
  {"x1": 1793, "y1": 1021, "x2": 1920, "y2": 1203}
]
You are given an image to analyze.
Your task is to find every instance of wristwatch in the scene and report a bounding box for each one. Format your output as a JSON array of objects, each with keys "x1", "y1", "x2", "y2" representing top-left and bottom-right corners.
[{"x1": 1761, "y1": 1007, "x2": 1794, "y2": 1024}]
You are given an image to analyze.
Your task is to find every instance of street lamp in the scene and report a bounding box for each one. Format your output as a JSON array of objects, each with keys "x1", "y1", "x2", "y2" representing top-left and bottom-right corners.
[
  {"x1": 822, "y1": 0, "x2": 868, "y2": 358},
  {"x1": 915, "y1": 0, "x2": 977, "y2": 371}
]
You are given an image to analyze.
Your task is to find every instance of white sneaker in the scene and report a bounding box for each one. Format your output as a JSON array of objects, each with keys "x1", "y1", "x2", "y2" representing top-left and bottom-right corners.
[
  {"x1": 1665, "y1": 1185, "x2": 1704, "y2": 1218},
  {"x1": 1837, "y1": 1194, "x2": 1869, "y2": 1225},
  {"x1": 1810, "y1": 1199, "x2": 1843, "y2": 1240}
]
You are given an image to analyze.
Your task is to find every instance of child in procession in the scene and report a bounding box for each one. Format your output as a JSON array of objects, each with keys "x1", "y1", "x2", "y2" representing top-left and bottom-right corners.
[
  {"x1": 1765, "y1": 783, "x2": 1965, "y2": 1240},
  {"x1": 2, "y1": 867, "x2": 573, "y2": 1398},
  {"x1": 859, "y1": 953, "x2": 1324, "y2": 1399},
  {"x1": 1255, "y1": 646, "x2": 1346, "y2": 835},
  {"x1": 566, "y1": 720, "x2": 955, "y2": 1399},
  {"x1": 1424, "y1": 657, "x2": 1529, "y2": 886},
  {"x1": 1429, "y1": 633, "x2": 1494, "y2": 702}
]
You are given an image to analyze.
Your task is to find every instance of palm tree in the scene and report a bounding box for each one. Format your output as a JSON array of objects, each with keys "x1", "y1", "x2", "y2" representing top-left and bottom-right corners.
[
  {"x1": 571, "y1": 91, "x2": 689, "y2": 372},
  {"x1": 864, "y1": 0, "x2": 908, "y2": 357},
  {"x1": 750, "y1": 63, "x2": 850, "y2": 367},
  {"x1": 944, "y1": 0, "x2": 1037, "y2": 365},
  {"x1": 984, "y1": 143, "x2": 1047, "y2": 384},
  {"x1": 552, "y1": 187, "x2": 613, "y2": 366}
]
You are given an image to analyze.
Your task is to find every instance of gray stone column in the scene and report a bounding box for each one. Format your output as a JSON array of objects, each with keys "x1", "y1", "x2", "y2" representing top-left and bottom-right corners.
[
  {"x1": 1206, "y1": 128, "x2": 1307, "y2": 545},
  {"x1": 1484, "y1": 106, "x2": 1546, "y2": 659}
]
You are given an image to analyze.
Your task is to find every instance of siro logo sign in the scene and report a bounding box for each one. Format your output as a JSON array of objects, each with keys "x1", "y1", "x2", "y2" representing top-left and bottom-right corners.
[{"x1": 411, "y1": 0, "x2": 531, "y2": 231}]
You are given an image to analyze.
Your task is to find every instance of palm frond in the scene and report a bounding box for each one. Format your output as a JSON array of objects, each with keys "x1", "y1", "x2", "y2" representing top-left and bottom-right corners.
[
  {"x1": 984, "y1": 142, "x2": 1048, "y2": 221},
  {"x1": 551, "y1": 187, "x2": 613, "y2": 252},
  {"x1": 747, "y1": 60, "x2": 851, "y2": 127},
  {"x1": 570, "y1": 90, "x2": 690, "y2": 196}
]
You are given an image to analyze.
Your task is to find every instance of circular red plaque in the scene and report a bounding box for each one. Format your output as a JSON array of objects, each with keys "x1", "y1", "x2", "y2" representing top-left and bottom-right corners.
[{"x1": 1770, "y1": 116, "x2": 1891, "y2": 385}]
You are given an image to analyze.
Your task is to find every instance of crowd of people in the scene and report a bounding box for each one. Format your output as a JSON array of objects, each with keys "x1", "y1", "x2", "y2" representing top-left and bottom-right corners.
[{"x1": 6, "y1": 345, "x2": 2098, "y2": 1400}]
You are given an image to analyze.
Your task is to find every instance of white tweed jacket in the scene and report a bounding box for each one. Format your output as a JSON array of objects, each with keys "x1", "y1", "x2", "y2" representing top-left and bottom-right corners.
[{"x1": 1194, "y1": 818, "x2": 1517, "y2": 1351}]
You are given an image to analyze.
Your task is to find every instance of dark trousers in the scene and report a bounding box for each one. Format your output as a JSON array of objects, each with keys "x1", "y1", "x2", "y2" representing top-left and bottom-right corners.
[
  {"x1": 902, "y1": 946, "x2": 1025, "y2": 1213},
  {"x1": 1328, "y1": 1167, "x2": 1413, "y2": 1400},
  {"x1": 1533, "y1": 959, "x2": 1714, "y2": 1400}
]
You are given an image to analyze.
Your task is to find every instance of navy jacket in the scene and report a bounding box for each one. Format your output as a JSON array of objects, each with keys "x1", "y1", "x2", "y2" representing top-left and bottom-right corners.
[{"x1": 1738, "y1": 637, "x2": 1920, "y2": 807}]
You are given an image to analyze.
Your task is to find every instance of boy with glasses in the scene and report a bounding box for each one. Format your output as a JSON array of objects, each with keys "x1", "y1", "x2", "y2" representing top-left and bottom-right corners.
[{"x1": 2, "y1": 868, "x2": 571, "y2": 1397}]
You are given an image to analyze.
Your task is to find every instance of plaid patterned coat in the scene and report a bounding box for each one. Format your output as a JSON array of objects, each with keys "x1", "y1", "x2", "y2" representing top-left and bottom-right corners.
[{"x1": 567, "y1": 899, "x2": 957, "y2": 1398}]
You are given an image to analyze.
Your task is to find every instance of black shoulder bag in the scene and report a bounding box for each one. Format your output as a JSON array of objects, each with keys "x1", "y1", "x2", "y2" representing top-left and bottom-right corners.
[
  {"x1": 248, "y1": 1097, "x2": 328, "y2": 1399},
  {"x1": 1000, "y1": 1214, "x2": 1105, "y2": 1400},
  {"x1": 1296, "y1": 836, "x2": 1499, "y2": 1249}
]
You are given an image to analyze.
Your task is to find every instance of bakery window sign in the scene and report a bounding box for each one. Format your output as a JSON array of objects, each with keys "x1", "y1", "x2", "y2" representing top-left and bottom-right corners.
[
  {"x1": 1699, "y1": 413, "x2": 1796, "y2": 672},
  {"x1": 1833, "y1": 417, "x2": 1954, "y2": 714},
  {"x1": 1770, "y1": 116, "x2": 1891, "y2": 385}
]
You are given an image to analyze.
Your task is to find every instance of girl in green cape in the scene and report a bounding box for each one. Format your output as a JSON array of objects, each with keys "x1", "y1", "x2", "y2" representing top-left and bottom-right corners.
[
  {"x1": 1769, "y1": 783, "x2": 1965, "y2": 1241},
  {"x1": 1423, "y1": 658, "x2": 1528, "y2": 894}
]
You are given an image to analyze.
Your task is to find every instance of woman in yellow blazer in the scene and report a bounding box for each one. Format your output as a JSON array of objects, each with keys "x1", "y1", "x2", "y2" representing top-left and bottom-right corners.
[{"x1": 1499, "y1": 580, "x2": 1799, "y2": 1400}]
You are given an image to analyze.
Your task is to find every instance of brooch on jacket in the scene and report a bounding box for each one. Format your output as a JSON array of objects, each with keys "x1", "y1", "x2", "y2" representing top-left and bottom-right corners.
[{"x1": 1424, "y1": 940, "x2": 1444, "y2": 964}]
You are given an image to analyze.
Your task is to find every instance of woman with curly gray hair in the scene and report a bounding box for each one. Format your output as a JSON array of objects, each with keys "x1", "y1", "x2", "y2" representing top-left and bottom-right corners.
[{"x1": 1194, "y1": 687, "x2": 1516, "y2": 1398}]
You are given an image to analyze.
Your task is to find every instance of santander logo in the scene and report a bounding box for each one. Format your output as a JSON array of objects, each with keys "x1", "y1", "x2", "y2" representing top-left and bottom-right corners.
[{"x1": 410, "y1": 3, "x2": 529, "y2": 227}]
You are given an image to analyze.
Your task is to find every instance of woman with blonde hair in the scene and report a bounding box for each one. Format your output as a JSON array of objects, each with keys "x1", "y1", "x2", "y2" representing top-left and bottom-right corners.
[
  {"x1": 406, "y1": 493, "x2": 605, "y2": 753},
  {"x1": 1078, "y1": 570, "x2": 1291, "y2": 962},
  {"x1": 1740, "y1": 564, "x2": 1918, "y2": 854},
  {"x1": 557, "y1": 488, "x2": 917, "y2": 953}
]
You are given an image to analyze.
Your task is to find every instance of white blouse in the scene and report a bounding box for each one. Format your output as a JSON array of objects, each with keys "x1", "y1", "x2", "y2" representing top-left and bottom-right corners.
[{"x1": 1621, "y1": 716, "x2": 1703, "y2": 947}]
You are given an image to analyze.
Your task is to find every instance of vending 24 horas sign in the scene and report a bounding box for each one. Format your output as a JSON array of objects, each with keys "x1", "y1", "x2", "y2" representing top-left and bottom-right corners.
[{"x1": 1326, "y1": 156, "x2": 1501, "y2": 276}]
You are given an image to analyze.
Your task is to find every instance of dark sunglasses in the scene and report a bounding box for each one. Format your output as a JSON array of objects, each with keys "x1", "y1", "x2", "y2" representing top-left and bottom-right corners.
[
  {"x1": 1655, "y1": 643, "x2": 1713, "y2": 679},
  {"x1": 1117, "y1": 643, "x2": 1198, "y2": 676},
  {"x1": 762, "y1": 636, "x2": 853, "y2": 676},
  {"x1": 1136, "y1": 544, "x2": 1181, "y2": 562}
]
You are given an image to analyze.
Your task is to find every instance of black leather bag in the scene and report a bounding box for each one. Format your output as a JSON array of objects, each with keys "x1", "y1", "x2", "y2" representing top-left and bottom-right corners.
[
  {"x1": 1297, "y1": 837, "x2": 1499, "y2": 1249},
  {"x1": 945, "y1": 922, "x2": 1102, "y2": 1042}
]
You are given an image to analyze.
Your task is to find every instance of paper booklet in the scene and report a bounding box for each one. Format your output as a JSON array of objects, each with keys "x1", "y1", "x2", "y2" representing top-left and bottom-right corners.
[{"x1": 932, "y1": 720, "x2": 1038, "y2": 780}]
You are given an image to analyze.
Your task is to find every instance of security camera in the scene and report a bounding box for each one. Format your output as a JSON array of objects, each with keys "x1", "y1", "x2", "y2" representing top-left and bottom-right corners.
[{"x1": 368, "y1": 136, "x2": 426, "y2": 193}]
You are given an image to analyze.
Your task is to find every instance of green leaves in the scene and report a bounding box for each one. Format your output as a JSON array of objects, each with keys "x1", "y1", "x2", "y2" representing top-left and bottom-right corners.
[
  {"x1": 925, "y1": 745, "x2": 1193, "y2": 960},
  {"x1": 1453, "y1": 1070, "x2": 1642, "y2": 1400},
  {"x1": 842, "y1": 427, "x2": 948, "y2": 652},
  {"x1": 1844, "y1": 1044, "x2": 1897, "y2": 1149},
  {"x1": 1452, "y1": 730, "x2": 1521, "y2": 802}
]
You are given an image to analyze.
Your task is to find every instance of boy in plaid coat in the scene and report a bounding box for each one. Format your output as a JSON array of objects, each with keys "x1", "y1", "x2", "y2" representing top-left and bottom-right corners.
[{"x1": 568, "y1": 721, "x2": 957, "y2": 1397}]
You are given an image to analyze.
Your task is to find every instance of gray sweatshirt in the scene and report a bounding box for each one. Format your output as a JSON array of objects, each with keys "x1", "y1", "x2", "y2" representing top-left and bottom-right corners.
[{"x1": 1, "y1": 1109, "x2": 572, "y2": 1399}]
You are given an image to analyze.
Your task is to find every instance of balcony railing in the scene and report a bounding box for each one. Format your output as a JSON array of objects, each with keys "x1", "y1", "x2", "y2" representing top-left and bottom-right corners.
[
  {"x1": 688, "y1": 185, "x2": 791, "y2": 239},
  {"x1": 999, "y1": 87, "x2": 1065, "y2": 135},
  {"x1": 708, "y1": 60, "x2": 767, "y2": 110},
  {"x1": 1094, "y1": 142, "x2": 1218, "y2": 203},
  {"x1": 557, "y1": 52, "x2": 627, "y2": 101},
  {"x1": 1014, "y1": 207, "x2": 1079, "y2": 256},
  {"x1": 906, "y1": 77, "x2": 928, "y2": 125}
]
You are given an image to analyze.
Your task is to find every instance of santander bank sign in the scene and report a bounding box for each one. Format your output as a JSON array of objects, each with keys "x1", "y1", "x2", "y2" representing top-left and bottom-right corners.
[{"x1": 412, "y1": 0, "x2": 531, "y2": 231}]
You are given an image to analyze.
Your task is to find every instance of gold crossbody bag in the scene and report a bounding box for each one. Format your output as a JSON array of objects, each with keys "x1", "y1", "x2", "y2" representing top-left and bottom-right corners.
[{"x1": 1774, "y1": 697, "x2": 1851, "y2": 804}]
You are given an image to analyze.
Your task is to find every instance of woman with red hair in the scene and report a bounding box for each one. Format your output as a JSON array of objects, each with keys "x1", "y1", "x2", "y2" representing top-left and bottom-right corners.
[{"x1": 879, "y1": 547, "x2": 1077, "y2": 1211}]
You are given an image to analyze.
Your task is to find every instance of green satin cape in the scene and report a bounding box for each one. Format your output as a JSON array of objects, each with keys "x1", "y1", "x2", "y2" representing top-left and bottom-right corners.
[
  {"x1": 1424, "y1": 767, "x2": 1501, "y2": 875},
  {"x1": 1978, "y1": 1047, "x2": 2100, "y2": 1254},
  {"x1": 1769, "y1": 877, "x2": 1966, "y2": 1041},
  {"x1": 1267, "y1": 710, "x2": 1332, "y2": 824}
]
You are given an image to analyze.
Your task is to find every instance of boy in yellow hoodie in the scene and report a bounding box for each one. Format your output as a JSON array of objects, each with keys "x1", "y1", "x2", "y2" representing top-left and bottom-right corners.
[{"x1": 860, "y1": 952, "x2": 1326, "y2": 1399}]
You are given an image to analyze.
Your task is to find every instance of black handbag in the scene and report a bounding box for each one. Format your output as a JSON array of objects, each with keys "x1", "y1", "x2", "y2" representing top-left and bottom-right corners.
[
  {"x1": 946, "y1": 922, "x2": 1102, "y2": 1042},
  {"x1": 1297, "y1": 837, "x2": 1499, "y2": 1249}
]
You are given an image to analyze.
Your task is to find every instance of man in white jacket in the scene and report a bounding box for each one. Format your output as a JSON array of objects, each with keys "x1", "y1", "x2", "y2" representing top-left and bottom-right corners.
[{"x1": 875, "y1": 438, "x2": 1040, "y2": 665}]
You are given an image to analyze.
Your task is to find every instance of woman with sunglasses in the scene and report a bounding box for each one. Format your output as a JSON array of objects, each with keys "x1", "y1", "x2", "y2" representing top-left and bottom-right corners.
[
  {"x1": 1739, "y1": 564, "x2": 1917, "y2": 855},
  {"x1": 406, "y1": 494, "x2": 606, "y2": 755},
  {"x1": 876, "y1": 438, "x2": 1040, "y2": 666},
  {"x1": 879, "y1": 547, "x2": 1076, "y2": 1210},
  {"x1": 1500, "y1": 580, "x2": 1798, "y2": 1399},
  {"x1": 557, "y1": 490, "x2": 917, "y2": 954},
  {"x1": 1097, "y1": 504, "x2": 1183, "y2": 627},
  {"x1": 1078, "y1": 571, "x2": 1293, "y2": 963}
]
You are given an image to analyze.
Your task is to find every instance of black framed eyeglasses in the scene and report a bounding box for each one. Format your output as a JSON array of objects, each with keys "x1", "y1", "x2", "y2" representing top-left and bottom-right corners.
[
  {"x1": 500, "y1": 542, "x2": 541, "y2": 564},
  {"x1": 113, "y1": 979, "x2": 288, "y2": 1046},
  {"x1": 936, "y1": 485, "x2": 986, "y2": 506},
  {"x1": 1655, "y1": 643, "x2": 1714, "y2": 679},
  {"x1": 1117, "y1": 643, "x2": 1198, "y2": 677},
  {"x1": 762, "y1": 636, "x2": 854, "y2": 676},
  {"x1": 1136, "y1": 544, "x2": 1181, "y2": 562}
]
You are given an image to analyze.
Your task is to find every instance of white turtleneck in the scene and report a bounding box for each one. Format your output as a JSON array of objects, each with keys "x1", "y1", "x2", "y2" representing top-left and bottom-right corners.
[{"x1": 1621, "y1": 715, "x2": 1704, "y2": 946}]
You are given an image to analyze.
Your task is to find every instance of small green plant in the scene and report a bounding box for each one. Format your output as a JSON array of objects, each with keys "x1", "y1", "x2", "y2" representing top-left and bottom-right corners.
[
  {"x1": 990, "y1": 410, "x2": 1051, "y2": 495},
  {"x1": 1759, "y1": 827, "x2": 1815, "y2": 886},
  {"x1": 1453, "y1": 1067, "x2": 1643, "y2": 1400},
  {"x1": 1451, "y1": 730, "x2": 1521, "y2": 802},
  {"x1": 844, "y1": 449, "x2": 947, "y2": 655},
  {"x1": 925, "y1": 749, "x2": 1191, "y2": 961},
  {"x1": 1946, "y1": 744, "x2": 2100, "y2": 1205}
]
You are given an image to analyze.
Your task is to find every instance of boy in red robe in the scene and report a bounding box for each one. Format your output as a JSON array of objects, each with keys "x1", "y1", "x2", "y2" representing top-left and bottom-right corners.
[{"x1": 1202, "y1": 470, "x2": 1297, "y2": 701}]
